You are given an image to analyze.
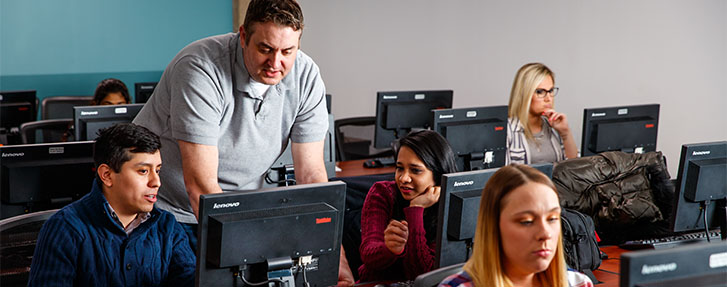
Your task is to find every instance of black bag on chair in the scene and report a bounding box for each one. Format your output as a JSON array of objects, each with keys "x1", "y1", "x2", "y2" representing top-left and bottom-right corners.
[{"x1": 561, "y1": 208, "x2": 603, "y2": 283}]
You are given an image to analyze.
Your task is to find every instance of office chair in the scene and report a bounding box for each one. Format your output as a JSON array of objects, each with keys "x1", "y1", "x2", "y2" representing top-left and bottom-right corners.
[
  {"x1": 413, "y1": 263, "x2": 465, "y2": 287},
  {"x1": 0, "y1": 209, "x2": 58, "y2": 287},
  {"x1": 19, "y1": 119, "x2": 73, "y2": 144},
  {"x1": 41, "y1": 96, "x2": 93, "y2": 120},
  {"x1": 334, "y1": 116, "x2": 393, "y2": 161}
]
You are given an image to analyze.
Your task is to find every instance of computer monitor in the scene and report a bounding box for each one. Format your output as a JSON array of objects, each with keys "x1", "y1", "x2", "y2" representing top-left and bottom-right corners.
[
  {"x1": 0, "y1": 90, "x2": 37, "y2": 133},
  {"x1": 134, "y1": 82, "x2": 157, "y2": 104},
  {"x1": 374, "y1": 90, "x2": 453, "y2": 149},
  {"x1": 195, "y1": 181, "x2": 346, "y2": 287},
  {"x1": 0, "y1": 141, "x2": 95, "y2": 219},
  {"x1": 73, "y1": 104, "x2": 144, "y2": 141},
  {"x1": 434, "y1": 163, "x2": 553, "y2": 268},
  {"x1": 432, "y1": 106, "x2": 508, "y2": 171},
  {"x1": 669, "y1": 141, "x2": 727, "y2": 237},
  {"x1": 581, "y1": 104, "x2": 659, "y2": 157},
  {"x1": 620, "y1": 241, "x2": 727, "y2": 287}
]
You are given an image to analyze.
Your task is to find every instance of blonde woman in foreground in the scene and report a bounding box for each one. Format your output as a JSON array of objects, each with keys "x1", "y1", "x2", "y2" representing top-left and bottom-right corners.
[{"x1": 439, "y1": 165, "x2": 592, "y2": 287}]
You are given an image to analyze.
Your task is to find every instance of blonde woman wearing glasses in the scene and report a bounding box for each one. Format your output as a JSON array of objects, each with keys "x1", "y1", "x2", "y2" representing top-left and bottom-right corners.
[{"x1": 506, "y1": 63, "x2": 578, "y2": 165}]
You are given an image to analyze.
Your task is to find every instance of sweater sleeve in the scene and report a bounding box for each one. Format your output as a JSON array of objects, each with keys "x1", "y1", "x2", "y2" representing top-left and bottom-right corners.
[
  {"x1": 162, "y1": 218, "x2": 196, "y2": 287},
  {"x1": 402, "y1": 206, "x2": 436, "y2": 278},
  {"x1": 359, "y1": 182, "x2": 400, "y2": 269},
  {"x1": 27, "y1": 212, "x2": 79, "y2": 287}
]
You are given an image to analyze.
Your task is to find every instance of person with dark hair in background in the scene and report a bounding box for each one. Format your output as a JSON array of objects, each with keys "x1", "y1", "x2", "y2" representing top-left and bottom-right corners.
[
  {"x1": 60, "y1": 78, "x2": 132, "y2": 141},
  {"x1": 358, "y1": 130, "x2": 458, "y2": 281},
  {"x1": 92, "y1": 78, "x2": 131, "y2": 105},
  {"x1": 131, "y1": 0, "x2": 353, "y2": 284},
  {"x1": 28, "y1": 123, "x2": 195, "y2": 286},
  {"x1": 439, "y1": 165, "x2": 592, "y2": 287}
]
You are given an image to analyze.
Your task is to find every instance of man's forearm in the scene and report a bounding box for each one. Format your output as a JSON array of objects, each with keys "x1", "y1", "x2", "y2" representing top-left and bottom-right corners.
[
  {"x1": 295, "y1": 165, "x2": 329, "y2": 184},
  {"x1": 186, "y1": 181, "x2": 223, "y2": 219}
]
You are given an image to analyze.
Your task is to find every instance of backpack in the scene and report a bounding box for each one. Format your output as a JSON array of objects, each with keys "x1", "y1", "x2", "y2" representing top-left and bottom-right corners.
[{"x1": 561, "y1": 208, "x2": 603, "y2": 283}]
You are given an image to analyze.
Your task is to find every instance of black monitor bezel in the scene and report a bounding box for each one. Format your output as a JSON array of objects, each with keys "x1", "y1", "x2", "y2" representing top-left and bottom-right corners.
[
  {"x1": 0, "y1": 90, "x2": 38, "y2": 130},
  {"x1": 373, "y1": 90, "x2": 453, "y2": 149},
  {"x1": 581, "y1": 104, "x2": 660, "y2": 157},
  {"x1": 670, "y1": 141, "x2": 727, "y2": 233},
  {"x1": 432, "y1": 105, "x2": 508, "y2": 171},
  {"x1": 195, "y1": 181, "x2": 346, "y2": 287},
  {"x1": 73, "y1": 103, "x2": 144, "y2": 141},
  {"x1": 619, "y1": 241, "x2": 727, "y2": 287},
  {"x1": 134, "y1": 82, "x2": 157, "y2": 104},
  {"x1": 0, "y1": 141, "x2": 95, "y2": 219}
]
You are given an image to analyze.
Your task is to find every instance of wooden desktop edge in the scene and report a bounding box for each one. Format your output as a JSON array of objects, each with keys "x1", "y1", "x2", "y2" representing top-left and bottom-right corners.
[
  {"x1": 335, "y1": 159, "x2": 628, "y2": 287},
  {"x1": 336, "y1": 159, "x2": 396, "y2": 178}
]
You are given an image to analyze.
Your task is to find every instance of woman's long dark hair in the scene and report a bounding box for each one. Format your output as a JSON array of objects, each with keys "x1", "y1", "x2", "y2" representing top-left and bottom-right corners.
[{"x1": 391, "y1": 130, "x2": 458, "y2": 243}]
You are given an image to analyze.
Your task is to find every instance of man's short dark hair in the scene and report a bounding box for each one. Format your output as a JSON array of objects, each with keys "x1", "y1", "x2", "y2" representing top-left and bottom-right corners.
[
  {"x1": 93, "y1": 123, "x2": 161, "y2": 184},
  {"x1": 93, "y1": 78, "x2": 130, "y2": 105},
  {"x1": 242, "y1": 0, "x2": 304, "y2": 44}
]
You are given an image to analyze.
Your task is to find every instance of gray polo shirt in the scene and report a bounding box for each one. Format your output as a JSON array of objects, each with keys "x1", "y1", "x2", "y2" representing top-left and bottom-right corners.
[{"x1": 133, "y1": 33, "x2": 328, "y2": 224}]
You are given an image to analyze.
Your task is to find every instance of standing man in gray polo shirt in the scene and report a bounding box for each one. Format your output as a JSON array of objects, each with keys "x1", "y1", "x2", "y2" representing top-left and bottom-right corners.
[{"x1": 133, "y1": 0, "x2": 354, "y2": 285}]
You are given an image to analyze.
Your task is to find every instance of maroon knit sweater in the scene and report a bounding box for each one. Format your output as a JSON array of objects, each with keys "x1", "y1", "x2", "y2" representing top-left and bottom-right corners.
[{"x1": 358, "y1": 181, "x2": 436, "y2": 282}]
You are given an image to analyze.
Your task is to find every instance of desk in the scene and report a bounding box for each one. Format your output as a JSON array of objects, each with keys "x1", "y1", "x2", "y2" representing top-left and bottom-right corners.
[
  {"x1": 335, "y1": 160, "x2": 630, "y2": 286},
  {"x1": 336, "y1": 159, "x2": 395, "y2": 177},
  {"x1": 593, "y1": 245, "x2": 626, "y2": 287}
]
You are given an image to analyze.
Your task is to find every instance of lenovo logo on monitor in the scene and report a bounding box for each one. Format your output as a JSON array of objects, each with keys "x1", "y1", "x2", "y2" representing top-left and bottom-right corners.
[
  {"x1": 212, "y1": 202, "x2": 240, "y2": 209},
  {"x1": 640, "y1": 262, "x2": 677, "y2": 275},
  {"x1": 453, "y1": 180, "x2": 474, "y2": 187},
  {"x1": 692, "y1": 150, "x2": 711, "y2": 156},
  {"x1": 1, "y1": 152, "x2": 24, "y2": 158}
]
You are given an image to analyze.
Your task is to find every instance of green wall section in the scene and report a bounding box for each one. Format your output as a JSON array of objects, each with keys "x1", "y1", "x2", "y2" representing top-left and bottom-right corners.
[{"x1": 1, "y1": 0, "x2": 231, "y2": 106}]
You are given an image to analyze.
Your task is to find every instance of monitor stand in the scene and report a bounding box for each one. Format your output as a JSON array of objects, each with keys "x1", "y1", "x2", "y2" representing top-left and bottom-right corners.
[
  {"x1": 266, "y1": 257, "x2": 296, "y2": 287},
  {"x1": 620, "y1": 146, "x2": 645, "y2": 154},
  {"x1": 719, "y1": 199, "x2": 727, "y2": 240},
  {"x1": 464, "y1": 151, "x2": 494, "y2": 171}
]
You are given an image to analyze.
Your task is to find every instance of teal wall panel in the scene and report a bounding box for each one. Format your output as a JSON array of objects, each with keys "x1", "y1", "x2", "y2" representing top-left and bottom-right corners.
[{"x1": 1, "y1": 0, "x2": 231, "y2": 108}]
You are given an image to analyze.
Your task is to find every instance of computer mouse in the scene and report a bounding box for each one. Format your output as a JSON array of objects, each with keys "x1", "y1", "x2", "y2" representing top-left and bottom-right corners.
[{"x1": 363, "y1": 159, "x2": 382, "y2": 168}]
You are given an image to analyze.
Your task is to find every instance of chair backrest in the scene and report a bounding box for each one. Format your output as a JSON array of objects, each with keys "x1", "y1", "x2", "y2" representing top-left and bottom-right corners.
[
  {"x1": 413, "y1": 263, "x2": 466, "y2": 287},
  {"x1": 334, "y1": 116, "x2": 393, "y2": 161},
  {"x1": 41, "y1": 96, "x2": 93, "y2": 120},
  {"x1": 0, "y1": 209, "x2": 58, "y2": 287},
  {"x1": 19, "y1": 119, "x2": 73, "y2": 144}
]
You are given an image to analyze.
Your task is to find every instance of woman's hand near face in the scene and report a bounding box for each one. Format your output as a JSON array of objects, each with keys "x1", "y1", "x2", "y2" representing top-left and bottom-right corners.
[
  {"x1": 542, "y1": 109, "x2": 571, "y2": 136},
  {"x1": 543, "y1": 109, "x2": 579, "y2": 159},
  {"x1": 384, "y1": 219, "x2": 409, "y2": 255},
  {"x1": 409, "y1": 186, "x2": 440, "y2": 209}
]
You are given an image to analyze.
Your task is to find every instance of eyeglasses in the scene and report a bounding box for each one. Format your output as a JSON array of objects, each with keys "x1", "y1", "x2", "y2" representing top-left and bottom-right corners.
[{"x1": 534, "y1": 87, "x2": 559, "y2": 99}]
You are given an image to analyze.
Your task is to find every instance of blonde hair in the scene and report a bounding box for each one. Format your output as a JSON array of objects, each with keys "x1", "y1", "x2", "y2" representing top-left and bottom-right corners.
[
  {"x1": 463, "y1": 164, "x2": 568, "y2": 287},
  {"x1": 508, "y1": 63, "x2": 555, "y2": 142}
]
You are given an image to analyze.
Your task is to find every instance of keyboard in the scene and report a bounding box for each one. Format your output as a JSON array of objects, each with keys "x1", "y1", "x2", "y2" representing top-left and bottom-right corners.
[
  {"x1": 619, "y1": 230, "x2": 722, "y2": 250},
  {"x1": 363, "y1": 156, "x2": 396, "y2": 168}
]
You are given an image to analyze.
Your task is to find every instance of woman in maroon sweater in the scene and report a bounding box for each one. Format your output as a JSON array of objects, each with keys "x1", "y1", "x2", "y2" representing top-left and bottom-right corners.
[{"x1": 358, "y1": 130, "x2": 457, "y2": 281}]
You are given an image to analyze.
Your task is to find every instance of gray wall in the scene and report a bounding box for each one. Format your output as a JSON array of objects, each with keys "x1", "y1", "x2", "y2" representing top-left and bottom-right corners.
[{"x1": 299, "y1": 0, "x2": 727, "y2": 176}]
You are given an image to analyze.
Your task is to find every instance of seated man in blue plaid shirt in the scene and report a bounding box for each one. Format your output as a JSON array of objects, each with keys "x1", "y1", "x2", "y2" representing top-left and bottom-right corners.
[{"x1": 28, "y1": 123, "x2": 195, "y2": 286}]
